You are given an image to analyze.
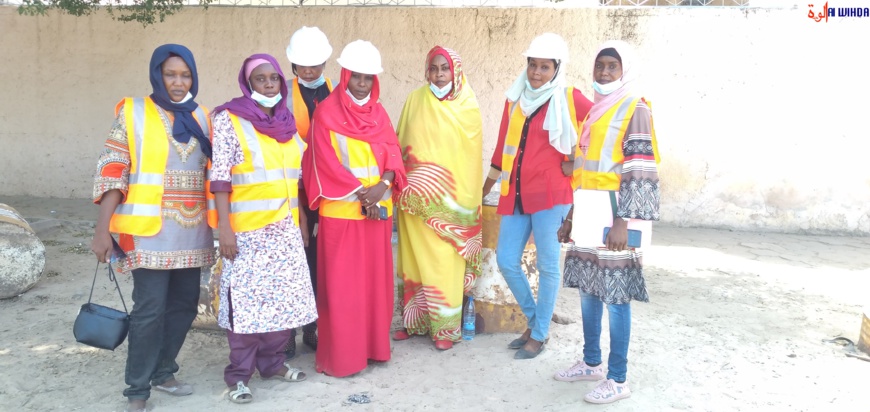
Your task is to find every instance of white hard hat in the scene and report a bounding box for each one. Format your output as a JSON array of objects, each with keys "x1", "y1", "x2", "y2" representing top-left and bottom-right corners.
[
  {"x1": 336, "y1": 40, "x2": 383, "y2": 75},
  {"x1": 522, "y1": 32, "x2": 570, "y2": 63},
  {"x1": 286, "y1": 26, "x2": 333, "y2": 66}
]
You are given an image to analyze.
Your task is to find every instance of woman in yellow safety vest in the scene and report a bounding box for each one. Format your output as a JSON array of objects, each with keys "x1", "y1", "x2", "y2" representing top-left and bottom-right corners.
[
  {"x1": 283, "y1": 25, "x2": 335, "y2": 357},
  {"x1": 208, "y1": 53, "x2": 317, "y2": 404},
  {"x1": 481, "y1": 33, "x2": 592, "y2": 360},
  {"x1": 555, "y1": 40, "x2": 661, "y2": 405},
  {"x1": 301, "y1": 40, "x2": 407, "y2": 378},
  {"x1": 90, "y1": 44, "x2": 214, "y2": 412}
]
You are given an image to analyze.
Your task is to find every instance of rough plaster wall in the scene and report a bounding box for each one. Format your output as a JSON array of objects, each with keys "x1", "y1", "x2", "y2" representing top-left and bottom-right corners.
[
  {"x1": 642, "y1": 9, "x2": 870, "y2": 234},
  {"x1": 1, "y1": 6, "x2": 868, "y2": 234}
]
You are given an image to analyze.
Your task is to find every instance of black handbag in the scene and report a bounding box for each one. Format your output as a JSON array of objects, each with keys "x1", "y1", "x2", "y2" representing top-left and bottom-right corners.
[{"x1": 73, "y1": 263, "x2": 131, "y2": 350}]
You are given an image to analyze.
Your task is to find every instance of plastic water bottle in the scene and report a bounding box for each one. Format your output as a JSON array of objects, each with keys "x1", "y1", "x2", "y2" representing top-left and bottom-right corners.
[{"x1": 462, "y1": 296, "x2": 476, "y2": 341}]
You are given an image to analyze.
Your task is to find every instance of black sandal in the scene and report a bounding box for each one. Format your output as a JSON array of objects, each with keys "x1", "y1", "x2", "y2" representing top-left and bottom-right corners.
[
  {"x1": 508, "y1": 329, "x2": 533, "y2": 350},
  {"x1": 508, "y1": 337, "x2": 527, "y2": 350},
  {"x1": 514, "y1": 340, "x2": 546, "y2": 360},
  {"x1": 303, "y1": 330, "x2": 318, "y2": 351},
  {"x1": 509, "y1": 335, "x2": 549, "y2": 351},
  {"x1": 283, "y1": 331, "x2": 297, "y2": 359}
]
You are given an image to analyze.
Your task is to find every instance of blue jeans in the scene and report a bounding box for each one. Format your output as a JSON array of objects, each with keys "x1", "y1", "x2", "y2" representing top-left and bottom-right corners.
[
  {"x1": 124, "y1": 268, "x2": 200, "y2": 400},
  {"x1": 496, "y1": 204, "x2": 571, "y2": 342},
  {"x1": 580, "y1": 291, "x2": 631, "y2": 382}
]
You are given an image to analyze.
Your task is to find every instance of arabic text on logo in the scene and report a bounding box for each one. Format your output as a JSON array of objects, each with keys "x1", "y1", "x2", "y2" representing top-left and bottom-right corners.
[{"x1": 808, "y1": 3, "x2": 870, "y2": 22}]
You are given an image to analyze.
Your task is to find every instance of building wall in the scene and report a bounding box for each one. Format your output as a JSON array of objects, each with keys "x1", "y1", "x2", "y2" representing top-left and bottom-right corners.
[{"x1": 1, "y1": 6, "x2": 867, "y2": 233}]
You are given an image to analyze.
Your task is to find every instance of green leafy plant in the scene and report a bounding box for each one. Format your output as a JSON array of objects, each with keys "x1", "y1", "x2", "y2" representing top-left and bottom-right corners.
[{"x1": 17, "y1": 0, "x2": 215, "y2": 26}]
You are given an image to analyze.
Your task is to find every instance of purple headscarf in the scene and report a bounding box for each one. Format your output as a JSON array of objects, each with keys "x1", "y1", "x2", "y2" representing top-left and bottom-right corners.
[{"x1": 213, "y1": 53, "x2": 298, "y2": 143}]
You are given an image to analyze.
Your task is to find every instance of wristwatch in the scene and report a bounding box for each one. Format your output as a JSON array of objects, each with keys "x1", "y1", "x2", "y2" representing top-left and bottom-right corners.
[{"x1": 381, "y1": 179, "x2": 392, "y2": 188}]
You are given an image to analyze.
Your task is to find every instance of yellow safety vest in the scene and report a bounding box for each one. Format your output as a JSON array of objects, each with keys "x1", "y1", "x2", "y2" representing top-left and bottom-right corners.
[
  {"x1": 572, "y1": 96, "x2": 659, "y2": 191},
  {"x1": 207, "y1": 113, "x2": 306, "y2": 232},
  {"x1": 319, "y1": 131, "x2": 393, "y2": 220},
  {"x1": 499, "y1": 87, "x2": 579, "y2": 196},
  {"x1": 290, "y1": 77, "x2": 333, "y2": 141},
  {"x1": 109, "y1": 97, "x2": 209, "y2": 236}
]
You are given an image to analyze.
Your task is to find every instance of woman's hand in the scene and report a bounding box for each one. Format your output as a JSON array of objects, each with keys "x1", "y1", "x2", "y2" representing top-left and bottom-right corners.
[
  {"x1": 91, "y1": 189, "x2": 122, "y2": 263},
  {"x1": 604, "y1": 218, "x2": 629, "y2": 251},
  {"x1": 482, "y1": 177, "x2": 497, "y2": 199},
  {"x1": 561, "y1": 160, "x2": 573, "y2": 177},
  {"x1": 298, "y1": 208, "x2": 309, "y2": 247},
  {"x1": 362, "y1": 204, "x2": 381, "y2": 220},
  {"x1": 557, "y1": 218, "x2": 575, "y2": 243},
  {"x1": 359, "y1": 183, "x2": 388, "y2": 213},
  {"x1": 557, "y1": 205, "x2": 574, "y2": 244},
  {"x1": 300, "y1": 227, "x2": 310, "y2": 247},
  {"x1": 91, "y1": 231, "x2": 114, "y2": 263},
  {"x1": 218, "y1": 225, "x2": 239, "y2": 260}
]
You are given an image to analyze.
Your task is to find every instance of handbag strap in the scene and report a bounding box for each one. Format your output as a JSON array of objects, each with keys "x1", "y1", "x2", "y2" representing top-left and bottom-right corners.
[
  {"x1": 87, "y1": 262, "x2": 99, "y2": 304},
  {"x1": 88, "y1": 262, "x2": 130, "y2": 315}
]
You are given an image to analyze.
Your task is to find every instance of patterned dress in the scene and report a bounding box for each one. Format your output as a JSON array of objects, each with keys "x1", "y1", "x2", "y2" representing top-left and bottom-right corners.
[
  {"x1": 563, "y1": 100, "x2": 660, "y2": 304},
  {"x1": 210, "y1": 111, "x2": 318, "y2": 334},
  {"x1": 396, "y1": 76, "x2": 483, "y2": 342},
  {"x1": 93, "y1": 105, "x2": 215, "y2": 272}
]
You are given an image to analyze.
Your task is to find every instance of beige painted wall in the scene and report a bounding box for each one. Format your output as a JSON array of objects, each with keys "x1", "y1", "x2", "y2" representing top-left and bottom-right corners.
[{"x1": 1, "y1": 6, "x2": 868, "y2": 234}]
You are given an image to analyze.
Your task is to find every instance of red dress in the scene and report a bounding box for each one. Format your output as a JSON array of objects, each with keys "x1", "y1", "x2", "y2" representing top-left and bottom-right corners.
[{"x1": 301, "y1": 68, "x2": 407, "y2": 377}]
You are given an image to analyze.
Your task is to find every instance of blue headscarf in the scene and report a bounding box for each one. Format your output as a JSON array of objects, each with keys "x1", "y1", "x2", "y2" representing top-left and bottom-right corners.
[{"x1": 148, "y1": 44, "x2": 212, "y2": 159}]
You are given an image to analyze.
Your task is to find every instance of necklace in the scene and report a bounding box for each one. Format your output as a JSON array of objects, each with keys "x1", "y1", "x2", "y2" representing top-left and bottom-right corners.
[
  {"x1": 158, "y1": 107, "x2": 198, "y2": 163},
  {"x1": 170, "y1": 137, "x2": 197, "y2": 163}
]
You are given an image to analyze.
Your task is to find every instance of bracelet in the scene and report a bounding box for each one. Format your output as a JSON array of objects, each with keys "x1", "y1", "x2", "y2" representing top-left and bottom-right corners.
[{"x1": 565, "y1": 218, "x2": 572, "y2": 223}]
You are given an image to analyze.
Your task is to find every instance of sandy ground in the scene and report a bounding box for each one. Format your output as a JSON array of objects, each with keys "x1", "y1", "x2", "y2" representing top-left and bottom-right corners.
[{"x1": 0, "y1": 195, "x2": 869, "y2": 412}]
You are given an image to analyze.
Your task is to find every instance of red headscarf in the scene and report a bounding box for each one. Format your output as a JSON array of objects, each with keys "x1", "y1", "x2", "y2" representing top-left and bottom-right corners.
[
  {"x1": 301, "y1": 68, "x2": 406, "y2": 209},
  {"x1": 313, "y1": 68, "x2": 394, "y2": 143},
  {"x1": 425, "y1": 46, "x2": 465, "y2": 102}
]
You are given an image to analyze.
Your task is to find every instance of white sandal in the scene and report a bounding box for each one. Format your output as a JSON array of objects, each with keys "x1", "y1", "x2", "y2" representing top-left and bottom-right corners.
[
  {"x1": 267, "y1": 362, "x2": 306, "y2": 382},
  {"x1": 227, "y1": 381, "x2": 253, "y2": 404}
]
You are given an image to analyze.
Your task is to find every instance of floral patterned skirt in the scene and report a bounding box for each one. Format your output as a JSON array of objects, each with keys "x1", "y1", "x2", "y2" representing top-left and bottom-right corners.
[{"x1": 218, "y1": 214, "x2": 318, "y2": 334}]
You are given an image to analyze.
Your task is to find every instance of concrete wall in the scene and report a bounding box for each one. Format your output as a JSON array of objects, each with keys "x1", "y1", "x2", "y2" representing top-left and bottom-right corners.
[{"x1": 1, "y1": 6, "x2": 868, "y2": 234}]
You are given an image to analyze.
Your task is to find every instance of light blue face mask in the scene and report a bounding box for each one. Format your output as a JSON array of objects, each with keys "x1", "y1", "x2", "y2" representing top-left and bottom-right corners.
[
  {"x1": 299, "y1": 74, "x2": 326, "y2": 89},
  {"x1": 592, "y1": 79, "x2": 623, "y2": 95},
  {"x1": 429, "y1": 82, "x2": 452, "y2": 99},
  {"x1": 251, "y1": 91, "x2": 282, "y2": 108}
]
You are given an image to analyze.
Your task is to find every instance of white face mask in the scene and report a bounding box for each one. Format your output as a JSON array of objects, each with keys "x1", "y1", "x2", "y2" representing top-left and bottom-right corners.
[
  {"x1": 592, "y1": 79, "x2": 623, "y2": 95},
  {"x1": 299, "y1": 74, "x2": 326, "y2": 89},
  {"x1": 429, "y1": 82, "x2": 452, "y2": 99},
  {"x1": 345, "y1": 88, "x2": 371, "y2": 106},
  {"x1": 171, "y1": 92, "x2": 193, "y2": 104},
  {"x1": 251, "y1": 91, "x2": 282, "y2": 108}
]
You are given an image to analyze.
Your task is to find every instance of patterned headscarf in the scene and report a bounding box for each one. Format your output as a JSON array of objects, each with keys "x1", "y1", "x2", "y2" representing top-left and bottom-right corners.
[{"x1": 425, "y1": 46, "x2": 465, "y2": 101}]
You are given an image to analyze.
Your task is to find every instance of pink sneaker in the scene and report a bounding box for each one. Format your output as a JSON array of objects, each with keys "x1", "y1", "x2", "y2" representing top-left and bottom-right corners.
[
  {"x1": 584, "y1": 379, "x2": 631, "y2": 404},
  {"x1": 553, "y1": 360, "x2": 606, "y2": 382}
]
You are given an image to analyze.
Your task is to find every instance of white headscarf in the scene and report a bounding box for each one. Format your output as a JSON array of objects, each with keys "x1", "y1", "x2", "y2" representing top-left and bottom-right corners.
[{"x1": 505, "y1": 64, "x2": 576, "y2": 156}]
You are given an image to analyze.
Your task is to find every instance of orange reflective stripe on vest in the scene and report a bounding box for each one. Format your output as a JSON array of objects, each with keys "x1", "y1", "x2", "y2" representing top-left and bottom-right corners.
[
  {"x1": 110, "y1": 97, "x2": 208, "y2": 236},
  {"x1": 320, "y1": 131, "x2": 393, "y2": 220},
  {"x1": 207, "y1": 113, "x2": 306, "y2": 232},
  {"x1": 291, "y1": 77, "x2": 333, "y2": 140}
]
